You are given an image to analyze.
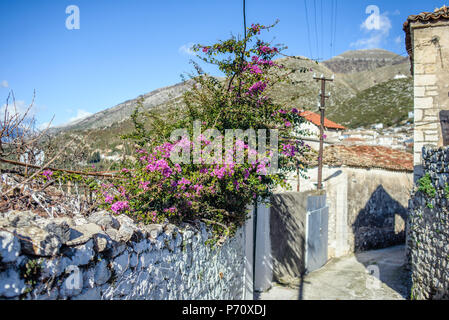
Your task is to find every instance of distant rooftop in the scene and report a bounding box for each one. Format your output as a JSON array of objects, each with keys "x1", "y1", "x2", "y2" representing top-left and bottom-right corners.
[
  {"x1": 309, "y1": 145, "x2": 413, "y2": 172},
  {"x1": 300, "y1": 111, "x2": 347, "y2": 130}
]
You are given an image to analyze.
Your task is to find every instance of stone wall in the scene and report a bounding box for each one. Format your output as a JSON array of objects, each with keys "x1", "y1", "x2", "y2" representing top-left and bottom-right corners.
[
  {"x1": 409, "y1": 19, "x2": 449, "y2": 179},
  {"x1": 407, "y1": 146, "x2": 449, "y2": 300},
  {"x1": 0, "y1": 210, "x2": 245, "y2": 300}
]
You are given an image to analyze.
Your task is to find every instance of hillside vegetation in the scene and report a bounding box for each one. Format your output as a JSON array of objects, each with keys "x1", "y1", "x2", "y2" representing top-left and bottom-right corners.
[{"x1": 326, "y1": 77, "x2": 413, "y2": 129}]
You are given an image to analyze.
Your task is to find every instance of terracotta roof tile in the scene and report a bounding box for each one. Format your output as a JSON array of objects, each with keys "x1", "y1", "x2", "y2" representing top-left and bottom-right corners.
[
  {"x1": 300, "y1": 111, "x2": 347, "y2": 130},
  {"x1": 309, "y1": 145, "x2": 413, "y2": 172}
]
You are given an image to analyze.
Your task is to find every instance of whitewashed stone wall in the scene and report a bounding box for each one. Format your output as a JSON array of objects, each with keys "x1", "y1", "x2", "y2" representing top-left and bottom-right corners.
[{"x1": 0, "y1": 210, "x2": 245, "y2": 300}]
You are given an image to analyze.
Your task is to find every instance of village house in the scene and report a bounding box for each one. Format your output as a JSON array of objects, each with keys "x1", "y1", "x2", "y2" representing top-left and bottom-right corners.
[{"x1": 298, "y1": 111, "x2": 347, "y2": 150}]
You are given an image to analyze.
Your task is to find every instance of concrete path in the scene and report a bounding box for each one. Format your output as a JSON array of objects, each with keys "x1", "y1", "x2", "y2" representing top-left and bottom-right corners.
[{"x1": 259, "y1": 245, "x2": 409, "y2": 300}]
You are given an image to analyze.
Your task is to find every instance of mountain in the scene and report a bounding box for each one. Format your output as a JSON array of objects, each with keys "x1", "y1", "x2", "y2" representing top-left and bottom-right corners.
[
  {"x1": 51, "y1": 49, "x2": 414, "y2": 153},
  {"x1": 268, "y1": 56, "x2": 357, "y2": 110},
  {"x1": 52, "y1": 80, "x2": 194, "y2": 132},
  {"x1": 337, "y1": 62, "x2": 411, "y2": 92},
  {"x1": 323, "y1": 49, "x2": 409, "y2": 74},
  {"x1": 326, "y1": 77, "x2": 413, "y2": 129}
]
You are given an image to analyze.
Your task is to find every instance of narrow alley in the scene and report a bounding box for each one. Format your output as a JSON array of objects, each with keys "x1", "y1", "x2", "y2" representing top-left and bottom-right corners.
[{"x1": 259, "y1": 245, "x2": 409, "y2": 300}]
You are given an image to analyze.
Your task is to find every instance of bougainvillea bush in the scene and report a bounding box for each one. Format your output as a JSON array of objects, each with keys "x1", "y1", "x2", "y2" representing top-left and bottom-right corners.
[{"x1": 100, "y1": 22, "x2": 312, "y2": 244}]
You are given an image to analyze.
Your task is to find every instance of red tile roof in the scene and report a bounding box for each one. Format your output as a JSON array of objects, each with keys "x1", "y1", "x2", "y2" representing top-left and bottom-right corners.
[
  {"x1": 306, "y1": 145, "x2": 413, "y2": 172},
  {"x1": 342, "y1": 137, "x2": 366, "y2": 143},
  {"x1": 322, "y1": 145, "x2": 413, "y2": 172},
  {"x1": 403, "y1": 5, "x2": 449, "y2": 74},
  {"x1": 300, "y1": 111, "x2": 347, "y2": 130}
]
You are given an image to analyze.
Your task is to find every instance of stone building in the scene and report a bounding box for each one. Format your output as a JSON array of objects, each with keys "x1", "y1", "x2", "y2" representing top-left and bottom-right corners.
[{"x1": 403, "y1": 6, "x2": 449, "y2": 180}]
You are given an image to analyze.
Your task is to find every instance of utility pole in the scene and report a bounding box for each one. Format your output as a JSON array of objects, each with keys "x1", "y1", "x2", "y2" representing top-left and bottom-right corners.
[{"x1": 313, "y1": 73, "x2": 334, "y2": 190}]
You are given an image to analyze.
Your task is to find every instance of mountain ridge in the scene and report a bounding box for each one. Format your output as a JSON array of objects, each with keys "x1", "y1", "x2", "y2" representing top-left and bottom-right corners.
[
  {"x1": 323, "y1": 49, "x2": 409, "y2": 74},
  {"x1": 53, "y1": 49, "x2": 412, "y2": 133}
]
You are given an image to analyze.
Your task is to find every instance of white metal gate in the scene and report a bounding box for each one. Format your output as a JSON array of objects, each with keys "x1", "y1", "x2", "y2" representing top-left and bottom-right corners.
[{"x1": 305, "y1": 195, "x2": 329, "y2": 273}]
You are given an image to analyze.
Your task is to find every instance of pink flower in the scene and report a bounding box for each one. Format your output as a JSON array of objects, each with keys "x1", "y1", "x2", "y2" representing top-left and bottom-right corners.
[
  {"x1": 247, "y1": 81, "x2": 267, "y2": 96},
  {"x1": 150, "y1": 211, "x2": 157, "y2": 222},
  {"x1": 257, "y1": 162, "x2": 267, "y2": 175},
  {"x1": 285, "y1": 121, "x2": 292, "y2": 128},
  {"x1": 164, "y1": 207, "x2": 177, "y2": 214},
  {"x1": 178, "y1": 177, "x2": 191, "y2": 190},
  {"x1": 247, "y1": 64, "x2": 262, "y2": 74},
  {"x1": 42, "y1": 170, "x2": 53, "y2": 179},
  {"x1": 146, "y1": 159, "x2": 173, "y2": 178},
  {"x1": 251, "y1": 24, "x2": 261, "y2": 34},
  {"x1": 282, "y1": 144, "x2": 297, "y2": 157},
  {"x1": 111, "y1": 201, "x2": 129, "y2": 214},
  {"x1": 179, "y1": 177, "x2": 191, "y2": 185},
  {"x1": 258, "y1": 45, "x2": 278, "y2": 54},
  {"x1": 155, "y1": 142, "x2": 174, "y2": 158},
  {"x1": 193, "y1": 184, "x2": 204, "y2": 194},
  {"x1": 104, "y1": 195, "x2": 114, "y2": 204},
  {"x1": 139, "y1": 181, "x2": 151, "y2": 191},
  {"x1": 235, "y1": 139, "x2": 246, "y2": 151}
]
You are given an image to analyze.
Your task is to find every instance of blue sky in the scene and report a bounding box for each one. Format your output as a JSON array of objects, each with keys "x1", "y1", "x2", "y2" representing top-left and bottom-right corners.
[{"x1": 0, "y1": 0, "x2": 447, "y2": 128}]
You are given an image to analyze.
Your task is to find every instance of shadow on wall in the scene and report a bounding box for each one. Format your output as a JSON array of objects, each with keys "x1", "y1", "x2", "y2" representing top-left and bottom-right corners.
[
  {"x1": 351, "y1": 185, "x2": 407, "y2": 253},
  {"x1": 269, "y1": 193, "x2": 307, "y2": 285}
]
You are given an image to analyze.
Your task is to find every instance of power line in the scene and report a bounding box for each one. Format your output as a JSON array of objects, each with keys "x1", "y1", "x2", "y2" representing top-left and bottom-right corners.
[
  {"x1": 332, "y1": 0, "x2": 338, "y2": 57},
  {"x1": 329, "y1": 0, "x2": 335, "y2": 58},
  {"x1": 303, "y1": 0, "x2": 313, "y2": 60},
  {"x1": 320, "y1": 0, "x2": 324, "y2": 61},
  {"x1": 243, "y1": 0, "x2": 246, "y2": 38},
  {"x1": 313, "y1": 0, "x2": 319, "y2": 60}
]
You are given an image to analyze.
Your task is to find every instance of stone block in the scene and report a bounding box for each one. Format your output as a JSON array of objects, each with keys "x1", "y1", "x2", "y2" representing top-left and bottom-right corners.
[
  {"x1": 94, "y1": 259, "x2": 111, "y2": 285},
  {"x1": 415, "y1": 74, "x2": 437, "y2": 86},
  {"x1": 15, "y1": 226, "x2": 61, "y2": 256},
  {"x1": 414, "y1": 97, "x2": 434, "y2": 109},
  {"x1": 0, "y1": 231, "x2": 20, "y2": 263},
  {"x1": 0, "y1": 269, "x2": 26, "y2": 298}
]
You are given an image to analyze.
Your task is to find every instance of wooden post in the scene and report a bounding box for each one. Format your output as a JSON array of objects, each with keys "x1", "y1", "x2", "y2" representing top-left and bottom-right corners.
[{"x1": 313, "y1": 74, "x2": 334, "y2": 190}]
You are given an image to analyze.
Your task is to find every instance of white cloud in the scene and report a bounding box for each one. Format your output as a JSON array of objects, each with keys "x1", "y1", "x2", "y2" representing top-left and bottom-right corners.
[
  {"x1": 0, "y1": 100, "x2": 29, "y2": 117},
  {"x1": 351, "y1": 12, "x2": 392, "y2": 49},
  {"x1": 1, "y1": 80, "x2": 9, "y2": 88},
  {"x1": 395, "y1": 36, "x2": 403, "y2": 45},
  {"x1": 179, "y1": 42, "x2": 195, "y2": 55},
  {"x1": 38, "y1": 121, "x2": 52, "y2": 130},
  {"x1": 68, "y1": 109, "x2": 92, "y2": 123}
]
